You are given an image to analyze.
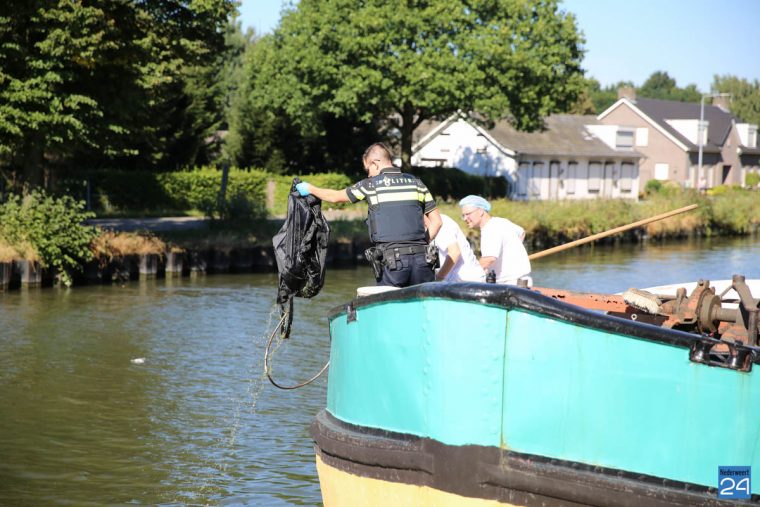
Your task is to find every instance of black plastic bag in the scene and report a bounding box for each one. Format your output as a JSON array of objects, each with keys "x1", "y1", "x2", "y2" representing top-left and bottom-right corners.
[{"x1": 272, "y1": 178, "x2": 330, "y2": 338}]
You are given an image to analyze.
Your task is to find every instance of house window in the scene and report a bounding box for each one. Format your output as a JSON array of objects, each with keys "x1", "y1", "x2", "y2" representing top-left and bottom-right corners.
[
  {"x1": 636, "y1": 128, "x2": 649, "y2": 146},
  {"x1": 620, "y1": 163, "x2": 634, "y2": 192},
  {"x1": 615, "y1": 130, "x2": 634, "y2": 150},
  {"x1": 654, "y1": 163, "x2": 669, "y2": 180},
  {"x1": 517, "y1": 162, "x2": 530, "y2": 196},
  {"x1": 566, "y1": 162, "x2": 577, "y2": 194},
  {"x1": 588, "y1": 162, "x2": 602, "y2": 192},
  {"x1": 531, "y1": 162, "x2": 543, "y2": 197}
]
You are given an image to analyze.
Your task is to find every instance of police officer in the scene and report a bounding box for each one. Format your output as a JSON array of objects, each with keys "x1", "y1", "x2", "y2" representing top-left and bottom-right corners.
[{"x1": 295, "y1": 143, "x2": 442, "y2": 287}]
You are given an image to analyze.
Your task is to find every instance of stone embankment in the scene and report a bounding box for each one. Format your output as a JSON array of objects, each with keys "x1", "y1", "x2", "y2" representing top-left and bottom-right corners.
[{"x1": 0, "y1": 240, "x2": 371, "y2": 291}]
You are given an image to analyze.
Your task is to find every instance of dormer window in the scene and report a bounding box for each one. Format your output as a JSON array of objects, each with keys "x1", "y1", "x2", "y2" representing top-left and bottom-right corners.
[
  {"x1": 737, "y1": 123, "x2": 757, "y2": 148},
  {"x1": 615, "y1": 129, "x2": 634, "y2": 150}
]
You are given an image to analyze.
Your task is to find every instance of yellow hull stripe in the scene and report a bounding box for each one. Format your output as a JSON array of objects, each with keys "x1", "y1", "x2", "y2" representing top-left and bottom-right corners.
[{"x1": 315, "y1": 455, "x2": 516, "y2": 507}]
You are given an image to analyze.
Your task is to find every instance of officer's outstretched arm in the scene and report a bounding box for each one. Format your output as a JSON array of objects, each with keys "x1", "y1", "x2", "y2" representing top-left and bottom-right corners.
[
  {"x1": 304, "y1": 184, "x2": 351, "y2": 203},
  {"x1": 425, "y1": 209, "x2": 442, "y2": 240}
]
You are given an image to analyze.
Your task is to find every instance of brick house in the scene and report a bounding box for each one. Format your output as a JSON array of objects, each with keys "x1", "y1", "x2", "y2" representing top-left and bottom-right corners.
[{"x1": 597, "y1": 89, "x2": 760, "y2": 190}]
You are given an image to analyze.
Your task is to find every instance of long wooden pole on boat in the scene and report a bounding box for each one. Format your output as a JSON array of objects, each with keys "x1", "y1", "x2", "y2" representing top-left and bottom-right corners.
[{"x1": 528, "y1": 204, "x2": 698, "y2": 261}]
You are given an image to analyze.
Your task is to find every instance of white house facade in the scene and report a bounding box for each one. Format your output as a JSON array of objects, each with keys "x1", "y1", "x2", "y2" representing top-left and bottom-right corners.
[
  {"x1": 412, "y1": 114, "x2": 517, "y2": 179},
  {"x1": 412, "y1": 113, "x2": 641, "y2": 201}
]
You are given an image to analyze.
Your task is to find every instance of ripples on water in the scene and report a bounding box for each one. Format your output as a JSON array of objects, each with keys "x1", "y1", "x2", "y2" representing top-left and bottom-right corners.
[{"x1": 0, "y1": 236, "x2": 758, "y2": 506}]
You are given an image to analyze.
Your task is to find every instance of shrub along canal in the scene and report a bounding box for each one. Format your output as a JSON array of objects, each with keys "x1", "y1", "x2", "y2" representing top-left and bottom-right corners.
[{"x1": 1, "y1": 235, "x2": 759, "y2": 505}]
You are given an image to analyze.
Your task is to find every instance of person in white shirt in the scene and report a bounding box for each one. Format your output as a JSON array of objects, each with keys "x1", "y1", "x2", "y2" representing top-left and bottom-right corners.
[
  {"x1": 458, "y1": 195, "x2": 532, "y2": 286},
  {"x1": 431, "y1": 214, "x2": 485, "y2": 282}
]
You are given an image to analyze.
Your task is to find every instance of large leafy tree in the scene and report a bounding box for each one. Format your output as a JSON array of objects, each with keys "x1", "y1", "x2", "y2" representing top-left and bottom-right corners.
[
  {"x1": 244, "y1": 0, "x2": 585, "y2": 169},
  {"x1": 0, "y1": 1, "x2": 109, "y2": 187},
  {"x1": 712, "y1": 75, "x2": 760, "y2": 126},
  {"x1": 0, "y1": 0, "x2": 236, "y2": 189},
  {"x1": 230, "y1": 34, "x2": 379, "y2": 174}
]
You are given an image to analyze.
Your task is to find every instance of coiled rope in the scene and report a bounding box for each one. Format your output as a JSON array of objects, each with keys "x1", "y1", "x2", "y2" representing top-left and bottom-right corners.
[{"x1": 264, "y1": 312, "x2": 330, "y2": 390}]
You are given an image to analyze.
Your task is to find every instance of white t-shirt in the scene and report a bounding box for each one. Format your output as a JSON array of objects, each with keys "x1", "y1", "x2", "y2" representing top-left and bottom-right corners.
[
  {"x1": 480, "y1": 216, "x2": 531, "y2": 284},
  {"x1": 434, "y1": 214, "x2": 485, "y2": 282}
]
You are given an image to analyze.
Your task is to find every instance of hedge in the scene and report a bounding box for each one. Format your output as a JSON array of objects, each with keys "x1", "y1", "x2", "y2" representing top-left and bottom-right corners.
[
  {"x1": 58, "y1": 167, "x2": 269, "y2": 214},
  {"x1": 55, "y1": 166, "x2": 510, "y2": 217}
]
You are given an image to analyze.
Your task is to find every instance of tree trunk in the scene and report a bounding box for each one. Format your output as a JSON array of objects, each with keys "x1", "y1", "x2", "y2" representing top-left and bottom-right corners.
[
  {"x1": 400, "y1": 103, "x2": 416, "y2": 170},
  {"x1": 22, "y1": 134, "x2": 44, "y2": 191},
  {"x1": 399, "y1": 103, "x2": 428, "y2": 171},
  {"x1": 400, "y1": 118, "x2": 413, "y2": 170}
]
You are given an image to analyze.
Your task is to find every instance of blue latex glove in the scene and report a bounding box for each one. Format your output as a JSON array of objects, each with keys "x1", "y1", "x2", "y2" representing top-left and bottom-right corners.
[{"x1": 295, "y1": 182, "x2": 310, "y2": 196}]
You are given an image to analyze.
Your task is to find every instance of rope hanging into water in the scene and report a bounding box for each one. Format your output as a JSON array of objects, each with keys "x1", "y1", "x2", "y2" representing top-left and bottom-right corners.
[{"x1": 264, "y1": 312, "x2": 330, "y2": 390}]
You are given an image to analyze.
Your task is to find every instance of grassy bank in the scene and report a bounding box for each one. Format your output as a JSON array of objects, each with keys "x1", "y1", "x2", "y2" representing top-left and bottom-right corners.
[
  {"x1": 439, "y1": 188, "x2": 760, "y2": 248},
  {"x1": 1, "y1": 187, "x2": 758, "y2": 287},
  {"x1": 74, "y1": 186, "x2": 760, "y2": 258}
]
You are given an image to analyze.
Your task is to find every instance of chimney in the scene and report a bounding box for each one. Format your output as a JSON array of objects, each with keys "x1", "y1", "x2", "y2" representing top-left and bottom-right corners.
[
  {"x1": 712, "y1": 95, "x2": 730, "y2": 112},
  {"x1": 618, "y1": 86, "x2": 636, "y2": 102}
]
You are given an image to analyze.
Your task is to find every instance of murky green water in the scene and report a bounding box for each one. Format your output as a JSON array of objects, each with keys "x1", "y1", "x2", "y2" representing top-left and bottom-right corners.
[{"x1": 1, "y1": 235, "x2": 759, "y2": 506}]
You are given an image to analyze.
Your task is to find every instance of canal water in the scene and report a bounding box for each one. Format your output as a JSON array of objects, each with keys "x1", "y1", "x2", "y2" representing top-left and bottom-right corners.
[{"x1": 1, "y1": 235, "x2": 759, "y2": 506}]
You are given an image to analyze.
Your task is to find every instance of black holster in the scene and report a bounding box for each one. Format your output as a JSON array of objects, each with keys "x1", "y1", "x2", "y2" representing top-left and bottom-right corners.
[
  {"x1": 425, "y1": 242, "x2": 439, "y2": 269},
  {"x1": 364, "y1": 247, "x2": 384, "y2": 280}
]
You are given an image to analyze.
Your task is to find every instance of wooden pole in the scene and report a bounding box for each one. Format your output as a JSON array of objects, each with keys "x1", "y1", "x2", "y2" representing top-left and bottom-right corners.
[{"x1": 528, "y1": 204, "x2": 698, "y2": 261}]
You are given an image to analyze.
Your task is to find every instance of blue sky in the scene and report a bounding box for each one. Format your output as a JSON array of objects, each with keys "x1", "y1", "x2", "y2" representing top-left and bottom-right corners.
[{"x1": 237, "y1": 0, "x2": 760, "y2": 92}]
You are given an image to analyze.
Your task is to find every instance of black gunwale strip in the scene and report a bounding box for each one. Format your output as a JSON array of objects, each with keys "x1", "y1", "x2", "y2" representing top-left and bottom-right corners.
[
  {"x1": 311, "y1": 410, "x2": 758, "y2": 506},
  {"x1": 328, "y1": 282, "x2": 760, "y2": 365}
]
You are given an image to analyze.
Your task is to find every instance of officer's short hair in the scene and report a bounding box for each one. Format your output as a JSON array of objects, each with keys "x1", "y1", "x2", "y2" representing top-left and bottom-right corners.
[{"x1": 363, "y1": 143, "x2": 392, "y2": 163}]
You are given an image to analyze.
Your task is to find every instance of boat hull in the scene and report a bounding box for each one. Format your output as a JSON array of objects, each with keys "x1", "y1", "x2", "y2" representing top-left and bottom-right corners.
[{"x1": 313, "y1": 283, "x2": 760, "y2": 505}]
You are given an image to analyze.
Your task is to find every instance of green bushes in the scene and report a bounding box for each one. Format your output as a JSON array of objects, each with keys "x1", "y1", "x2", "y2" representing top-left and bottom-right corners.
[
  {"x1": 708, "y1": 187, "x2": 760, "y2": 234},
  {"x1": 745, "y1": 172, "x2": 760, "y2": 188},
  {"x1": 60, "y1": 167, "x2": 270, "y2": 217},
  {"x1": 482, "y1": 199, "x2": 643, "y2": 245},
  {"x1": 52, "y1": 168, "x2": 760, "y2": 242},
  {"x1": 156, "y1": 167, "x2": 269, "y2": 221},
  {"x1": 57, "y1": 166, "x2": 510, "y2": 217},
  {"x1": 61, "y1": 167, "x2": 356, "y2": 217},
  {"x1": 0, "y1": 190, "x2": 97, "y2": 286},
  {"x1": 438, "y1": 187, "x2": 760, "y2": 250}
]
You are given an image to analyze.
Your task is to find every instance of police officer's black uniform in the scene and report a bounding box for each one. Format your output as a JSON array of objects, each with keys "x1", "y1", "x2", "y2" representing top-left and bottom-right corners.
[{"x1": 346, "y1": 167, "x2": 437, "y2": 287}]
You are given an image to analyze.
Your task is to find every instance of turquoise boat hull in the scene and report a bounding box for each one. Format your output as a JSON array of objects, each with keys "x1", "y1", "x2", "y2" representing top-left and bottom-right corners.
[{"x1": 312, "y1": 283, "x2": 760, "y2": 505}]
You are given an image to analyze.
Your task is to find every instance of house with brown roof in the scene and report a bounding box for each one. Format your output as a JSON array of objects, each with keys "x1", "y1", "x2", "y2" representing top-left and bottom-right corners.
[
  {"x1": 412, "y1": 112, "x2": 641, "y2": 200},
  {"x1": 597, "y1": 90, "x2": 760, "y2": 190}
]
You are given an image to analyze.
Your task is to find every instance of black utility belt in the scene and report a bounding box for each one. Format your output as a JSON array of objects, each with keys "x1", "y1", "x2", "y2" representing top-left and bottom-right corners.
[
  {"x1": 364, "y1": 244, "x2": 436, "y2": 277},
  {"x1": 381, "y1": 245, "x2": 427, "y2": 258}
]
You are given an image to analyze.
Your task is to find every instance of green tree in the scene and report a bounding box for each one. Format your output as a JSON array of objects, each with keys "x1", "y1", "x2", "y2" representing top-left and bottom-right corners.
[
  {"x1": 0, "y1": 1, "x2": 110, "y2": 187},
  {"x1": 0, "y1": 189, "x2": 96, "y2": 286},
  {"x1": 243, "y1": 0, "x2": 585, "y2": 169},
  {"x1": 712, "y1": 75, "x2": 760, "y2": 126},
  {"x1": 575, "y1": 77, "x2": 633, "y2": 114},
  {"x1": 638, "y1": 71, "x2": 701, "y2": 102},
  {"x1": 229, "y1": 34, "x2": 379, "y2": 175},
  {"x1": 0, "y1": 0, "x2": 237, "y2": 189}
]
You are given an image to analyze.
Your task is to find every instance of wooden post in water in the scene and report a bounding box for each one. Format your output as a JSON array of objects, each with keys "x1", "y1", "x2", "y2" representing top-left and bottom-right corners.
[{"x1": 528, "y1": 204, "x2": 698, "y2": 261}]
